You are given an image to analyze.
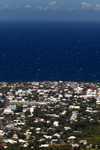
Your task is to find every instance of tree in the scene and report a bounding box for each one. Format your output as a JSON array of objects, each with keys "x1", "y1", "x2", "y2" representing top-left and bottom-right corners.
[
  {"x1": 25, "y1": 110, "x2": 31, "y2": 116},
  {"x1": 7, "y1": 131, "x2": 13, "y2": 138},
  {"x1": 15, "y1": 105, "x2": 23, "y2": 113}
]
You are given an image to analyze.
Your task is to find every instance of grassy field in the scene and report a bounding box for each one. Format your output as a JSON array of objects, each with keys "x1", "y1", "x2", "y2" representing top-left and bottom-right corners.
[{"x1": 10, "y1": 101, "x2": 39, "y2": 106}]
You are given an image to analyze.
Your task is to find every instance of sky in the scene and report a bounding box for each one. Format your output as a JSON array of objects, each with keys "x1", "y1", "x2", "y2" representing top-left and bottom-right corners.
[{"x1": 0, "y1": 0, "x2": 100, "y2": 21}]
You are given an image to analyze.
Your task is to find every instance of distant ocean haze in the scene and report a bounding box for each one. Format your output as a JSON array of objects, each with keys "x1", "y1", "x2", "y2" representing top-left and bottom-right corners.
[{"x1": 0, "y1": 20, "x2": 100, "y2": 82}]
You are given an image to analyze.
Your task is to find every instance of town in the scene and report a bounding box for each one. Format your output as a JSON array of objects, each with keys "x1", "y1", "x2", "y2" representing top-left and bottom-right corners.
[{"x1": 0, "y1": 80, "x2": 100, "y2": 150}]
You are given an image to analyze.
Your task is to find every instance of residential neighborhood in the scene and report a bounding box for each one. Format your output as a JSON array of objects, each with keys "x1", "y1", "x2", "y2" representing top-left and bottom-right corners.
[{"x1": 0, "y1": 81, "x2": 100, "y2": 149}]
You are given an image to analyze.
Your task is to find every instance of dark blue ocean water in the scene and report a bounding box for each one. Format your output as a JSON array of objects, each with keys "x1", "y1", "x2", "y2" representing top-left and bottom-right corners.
[{"x1": 0, "y1": 20, "x2": 100, "y2": 82}]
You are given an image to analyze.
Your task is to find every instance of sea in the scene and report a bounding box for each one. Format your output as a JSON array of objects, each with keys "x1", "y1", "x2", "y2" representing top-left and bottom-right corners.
[{"x1": 0, "y1": 20, "x2": 100, "y2": 82}]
